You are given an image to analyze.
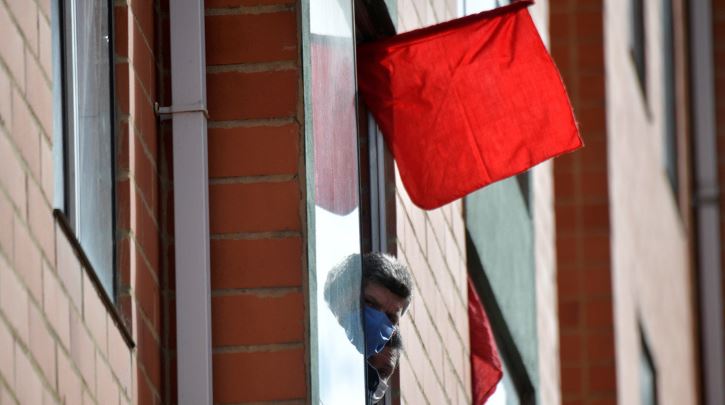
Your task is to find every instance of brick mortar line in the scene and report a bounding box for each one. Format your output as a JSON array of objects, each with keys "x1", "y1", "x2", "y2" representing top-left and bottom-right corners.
[
  {"x1": 0, "y1": 60, "x2": 52, "y2": 143},
  {"x1": 207, "y1": 61, "x2": 298, "y2": 74},
  {"x1": 0, "y1": 253, "x2": 132, "y2": 404},
  {"x1": 127, "y1": 5, "x2": 157, "y2": 62},
  {"x1": 208, "y1": 117, "x2": 297, "y2": 128},
  {"x1": 396, "y1": 195, "x2": 469, "y2": 341},
  {"x1": 210, "y1": 230, "x2": 301, "y2": 240},
  {"x1": 127, "y1": 106, "x2": 161, "y2": 176},
  {"x1": 119, "y1": 170, "x2": 160, "y2": 228},
  {"x1": 0, "y1": 179, "x2": 54, "y2": 269},
  {"x1": 399, "y1": 346, "x2": 434, "y2": 405},
  {"x1": 130, "y1": 291, "x2": 163, "y2": 344},
  {"x1": 398, "y1": 243, "x2": 471, "y2": 397},
  {"x1": 119, "y1": 231, "x2": 161, "y2": 286},
  {"x1": 422, "y1": 210, "x2": 468, "y2": 308},
  {"x1": 137, "y1": 359, "x2": 163, "y2": 401},
  {"x1": 115, "y1": 59, "x2": 158, "y2": 123},
  {"x1": 209, "y1": 174, "x2": 298, "y2": 185},
  {"x1": 205, "y1": 4, "x2": 295, "y2": 16},
  {"x1": 211, "y1": 286, "x2": 302, "y2": 297},
  {"x1": 0, "y1": 374, "x2": 21, "y2": 404},
  {"x1": 0, "y1": 0, "x2": 50, "y2": 74},
  {"x1": 212, "y1": 342, "x2": 304, "y2": 354}
]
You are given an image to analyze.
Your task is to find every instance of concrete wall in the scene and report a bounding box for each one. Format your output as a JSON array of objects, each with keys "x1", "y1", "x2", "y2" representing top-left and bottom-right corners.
[{"x1": 604, "y1": 0, "x2": 697, "y2": 404}]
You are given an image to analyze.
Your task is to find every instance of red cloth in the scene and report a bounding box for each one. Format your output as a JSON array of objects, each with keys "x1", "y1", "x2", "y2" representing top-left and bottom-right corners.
[
  {"x1": 357, "y1": 1, "x2": 582, "y2": 209},
  {"x1": 468, "y1": 276, "x2": 503, "y2": 404}
]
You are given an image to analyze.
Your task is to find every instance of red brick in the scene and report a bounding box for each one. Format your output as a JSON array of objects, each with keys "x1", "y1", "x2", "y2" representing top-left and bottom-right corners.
[
  {"x1": 211, "y1": 237, "x2": 303, "y2": 289},
  {"x1": 207, "y1": 70, "x2": 298, "y2": 120},
  {"x1": 206, "y1": 12, "x2": 298, "y2": 65},
  {"x1": 115, "y1": 5, "x2": 129, "y2": 58},
  {"x1": 212, "y1": 292, "x2": 304, "y2": 346},
  {"x1": 576, "y1": 42, "x2": 604, "y2": 71},
  {"x1": 129, "y1": 0, "x2": 155, "y2": 46},
  {"x1": 0, "y1": 255, "x2": 29, "y2": 341},
  {"x1": 135, "y1": 247, "x2": 160, "y2": 332},
  {"x1": 117, "y1": 179, "x2": 131, "y2": 232},
  {"x1": 6, "y1": 0, "x2": 38, "y2": 54},
  {"x1": 70, "y1": 309, "x2": 96, "y2": 389},
  {"x1": 574, "y1": 10, "x2": 603, "y2": 41},
  {"x1": 588, "y1": 364, "x2": 616, "y2": 393},
  {"x1": 131, "y1": 131, "x2": 159, "y2": 213},
  {"x1": 586, "y1": 330, "x2": 615, "y2": 362},
  {"x1": 14, "y1": 218, "x2": 43, "y2": 301},
  {"x1": 583, "y1": 266, "x2": 612, "y2": 296},
  {"x1": 580, "y1": 170, "x2": 608, "y2": 197},
  {"x1": 43, "y1": 265, "x2": 71, "y2": 349},
  {"x1": 557, "y1": 268, "x2": 581, "y2": 299},
  {"x1": 0, "y1": 6, "x2": 26, "y2": 87},
  {"x1": 25, "y1": 50, "x2": 52, "y2": 137},
  {"x1": 14, "y1": 346, "x2": 43, "y2": 405},
  {"x1": 558, "y1": 300, "x2": 581, "y2": 328},
  {"x1": 138, "y1": 317, "x2": 162, "y2": 390},
  {"x1": 29, "y1": 303, "x2": 56, "y2": 384},
  {"x1": 554, "y1": 171, "x2": 576, "y2": 200},
  {"x1": 40, "y1": 137, "x2": 52, "y2": 200},
  {"x1": 118, "y1": 121, "x2": 131, "y2": 174},
  {"x1": 56, "y1": 230, "x2": 83, "y2": 311},
  {"x1": 116, "y1": 63, "x2": 131, "y2": 116},
  {"x1": 11, "y1": 90, "x2": 41, "y2": 178},
  {"x1": 560, "y1": 331, "x2": 583, "y2": 364},
  {"x1": 584, "y1": 297, "x2": 613, "y2": 328},
  {"x1": 57, "y1": 351, "x2": 83, "y2": 405},
  {"x1": 581, "y1": 233, "x2": 610, "y2": 264},
  {"x1": 0, "y1": 319, "x2": 14, "y2": 385},
  {"x1": 83, "y1": 273, "x2": 109, "y2": 354},
  {"x1": 209, "y1": 181, "x2": 301, "y2": 233},
  {"x1": 130, "y1": 15, "x2": 157, "y2": 100},
  {"x1": 131, "y1": 186, "x2": 160, "y2": 273},
  {"x1": 27, "y1": 180, "x2": 54, "y2": 261},
  {"x1": 131, "y1": 71, "x2": 158, "y2": 155},
  {"x1": 213, "y1": 348, "x2": 306, "y2": 402},
  {"x1": 574, "y1": 105, "x2": 606, "y2": 134},
  {"x1": 556, "y1": 234, "x2": 579, "y2": 265},
  {"x1": 560, "y1": 365, "x2": 583, "y2": 396},
  {"x1": 0, "y1": 133, "x2": 27, "y2": 214},
  {"x1": 578, "y1": 72, "x2": 605, "y2": 101},
  {"x1": 208, "y1": 124, "x2": 299, "y2": 177},
  {"x1": 581, "y1": 202, "x2": 609, "y2": 230},
  {"x1": 137, "y1": 368, "x2": 156, "y2": 405}
]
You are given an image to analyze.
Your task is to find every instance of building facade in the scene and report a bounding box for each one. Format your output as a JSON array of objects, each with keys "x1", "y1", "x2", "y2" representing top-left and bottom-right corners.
[{"x1": 0, "y1": 0, "x2": 722, "y2": 405}]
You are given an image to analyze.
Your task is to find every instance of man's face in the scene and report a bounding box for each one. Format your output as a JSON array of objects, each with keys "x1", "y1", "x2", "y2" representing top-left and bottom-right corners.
[{"x1": 363, "y1": 281, "x2": 408, "y2": 325}]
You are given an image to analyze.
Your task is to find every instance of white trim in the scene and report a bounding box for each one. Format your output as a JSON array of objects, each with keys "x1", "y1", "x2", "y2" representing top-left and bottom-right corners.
[{"x1": 170, "y1": 0, "x2": 213, "y2": 403}]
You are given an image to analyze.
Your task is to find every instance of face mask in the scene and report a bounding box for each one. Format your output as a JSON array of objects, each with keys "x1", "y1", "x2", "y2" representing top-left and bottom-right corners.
[{"x1": 364, "y1": 306, "x2": 395, "y2": 357}]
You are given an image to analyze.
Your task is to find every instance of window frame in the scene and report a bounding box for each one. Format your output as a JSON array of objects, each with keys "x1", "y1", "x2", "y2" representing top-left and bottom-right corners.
[
  {"x1": 54, "y1": 0, "x2": 118, "y2": 301},
  {"x1": 52, "y1": 0, "x2": 131, "y2": 347}
]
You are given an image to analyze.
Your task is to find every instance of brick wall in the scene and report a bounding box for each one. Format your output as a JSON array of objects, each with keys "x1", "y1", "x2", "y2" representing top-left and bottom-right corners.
[
  {"x1": 160, "y1": 0, "x2": 308, "y2": 403},
  {"x1": 549, "y1": 1, "x2": 619, "y2": 404},
  {"x1": 0, "y1": 0, "x2": 157, "y2": 403},
  {"x1": 393, "y1": 2, "x2": 472, "y2": 403}
]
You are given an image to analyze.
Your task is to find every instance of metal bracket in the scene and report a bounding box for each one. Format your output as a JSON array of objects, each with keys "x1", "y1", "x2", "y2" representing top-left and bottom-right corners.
[{"x1": 154, "y1": 102, "x2": 209, "y2": 118}]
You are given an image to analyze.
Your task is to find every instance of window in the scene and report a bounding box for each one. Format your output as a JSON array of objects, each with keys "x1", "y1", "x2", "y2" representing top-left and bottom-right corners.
[
  {"x1": 661, "y1": 0, "x2": 678, "y2": 195},
  {"x1": 53, "y1": 0, "x2": 116, "y2": 298},
  {"x1": 640, "y1": 327, "x2": 658, "y2": 405},
  {"x1": 630, "y1": 0, "x2": 647, "y2": 97}
]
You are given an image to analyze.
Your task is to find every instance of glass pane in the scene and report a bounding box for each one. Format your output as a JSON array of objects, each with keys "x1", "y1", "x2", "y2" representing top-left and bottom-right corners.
[
  {"x1": 464, "y1": 0, "x2": 509, "y2": 14},
  {"x1": 70, "y1": 0, "x2": 114, "y2": 295},
  {"x1": 309, "y1": 0, "x2": 365, "y2": 404}
]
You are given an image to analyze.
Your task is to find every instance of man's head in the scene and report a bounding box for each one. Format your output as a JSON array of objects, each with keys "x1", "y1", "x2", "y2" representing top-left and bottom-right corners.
[{"x1": 362, "y1": 253, "x2": 413, "y2": 325}]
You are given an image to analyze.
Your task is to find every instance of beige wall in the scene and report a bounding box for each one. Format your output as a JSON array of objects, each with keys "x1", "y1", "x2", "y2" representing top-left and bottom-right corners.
[{"x1": 604, "y1": 0, "x2": 697, "y2": 404}]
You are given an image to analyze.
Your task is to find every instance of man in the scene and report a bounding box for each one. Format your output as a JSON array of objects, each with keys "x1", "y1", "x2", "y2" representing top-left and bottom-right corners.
[{"x1": 324, "y1": 252, "x2": 413, "y2": 400}]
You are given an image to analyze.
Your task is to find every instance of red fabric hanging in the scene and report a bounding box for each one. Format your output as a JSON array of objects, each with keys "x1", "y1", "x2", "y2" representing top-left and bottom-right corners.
[
  {"x1": 468, "y1": 276, "x2": 503, "y2": 404},
  {"x1": 357, "y1": 0, "x2": 582, "y2": 210}
]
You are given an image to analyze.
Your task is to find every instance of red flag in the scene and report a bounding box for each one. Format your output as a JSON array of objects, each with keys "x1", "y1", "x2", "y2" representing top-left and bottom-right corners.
[
  {"x1": 468, "y1": 276, "x2": 503, "y2": 404},
  {"x1": 357, "y1": 1, "x2": 582, "y2": 209}
]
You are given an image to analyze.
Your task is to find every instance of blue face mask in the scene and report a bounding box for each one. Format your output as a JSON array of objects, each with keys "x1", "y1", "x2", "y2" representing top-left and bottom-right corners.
[{"x1": 364, "y1": 306, "x2": 395, "y2": 358}]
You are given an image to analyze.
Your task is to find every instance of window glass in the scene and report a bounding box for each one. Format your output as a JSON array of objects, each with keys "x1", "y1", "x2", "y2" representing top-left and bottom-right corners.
[
  {"x1": 57, "y1": 0, "x2": 115, "y2": 297},
  {"x1": 661, "y1": 0, "x2": 677, "y2": 194},
  {"x1": 309, "y1": 0, "x2": 366, "y2": 403},
  {"x1": 640, "y1": 332, "x2": 658, "y2": 405},
  {"x1": 463, "y1": 0, "x2": 510, "y2": 14}
]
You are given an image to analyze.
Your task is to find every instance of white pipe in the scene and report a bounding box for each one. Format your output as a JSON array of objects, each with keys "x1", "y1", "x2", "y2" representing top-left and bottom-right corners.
[
  {"x1": 168, "y1": 0, "x2": 213, "y2": 403},
  {"x1": 689, "y1": 1, "x2": 725, "y2": 404}
]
